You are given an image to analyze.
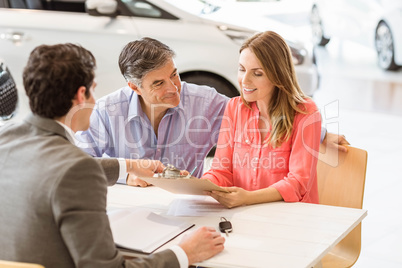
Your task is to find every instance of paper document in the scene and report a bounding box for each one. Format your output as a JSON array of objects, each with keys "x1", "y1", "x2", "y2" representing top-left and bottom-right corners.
[
  {"x1": 140, "y1": 176, "x2": 228, "y2": 195},
  {"x1": 167, "y1": 196, "x2": 227, "y2": 217},
  {"x1": 108, "y1": 208, "x2": 194, "y2": 254}
]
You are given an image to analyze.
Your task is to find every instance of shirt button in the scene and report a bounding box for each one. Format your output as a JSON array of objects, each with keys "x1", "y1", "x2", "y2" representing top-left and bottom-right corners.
[
  {"x1": 253, "y1": 168, "x2": 256, "y2": 171},
  {"x1": 245, "y1": 139, "x2": 250, "y2": 144}
]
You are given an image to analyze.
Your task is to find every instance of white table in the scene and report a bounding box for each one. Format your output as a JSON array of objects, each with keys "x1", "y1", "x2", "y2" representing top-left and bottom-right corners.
[{"x1": 107, "y1": 184, "x2": 367, "y2": 268}]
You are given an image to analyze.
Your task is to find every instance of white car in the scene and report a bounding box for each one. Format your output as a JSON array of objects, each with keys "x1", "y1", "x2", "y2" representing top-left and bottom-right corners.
[
  {"x1": 175, "y1": 0, "x2": 318, "y2": 94},
  {"x1": 310, "y1": 0, "x2": 402, "y2": 71},
  {"x1": 0, "y1": 0, "x2": 318, "y2": 123}
]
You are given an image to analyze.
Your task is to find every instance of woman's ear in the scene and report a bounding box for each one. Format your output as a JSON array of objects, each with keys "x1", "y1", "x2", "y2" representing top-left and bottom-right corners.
[{"x1": 128, "y1": 81, "x2": 142, "y2": 96}]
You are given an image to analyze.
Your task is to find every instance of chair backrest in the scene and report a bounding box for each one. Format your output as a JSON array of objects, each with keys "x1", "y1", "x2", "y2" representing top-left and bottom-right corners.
[
  {"x1": 317, "y1": 145, "x2": 368, "y2": 209},
  {"x1": 0, "y1": 260, "x2": 44, "y2": 268},
  {"x1": 317, "y1": 145, "x2": 368, "y2": 267}
]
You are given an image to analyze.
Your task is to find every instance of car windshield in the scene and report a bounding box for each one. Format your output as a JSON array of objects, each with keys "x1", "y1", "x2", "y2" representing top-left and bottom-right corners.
[
  {"x1": 164, "y1": 0, "x2": 221, "y2": 15},
  {"x1": 122, "y1": 0, "x2": 163, "y2": 17}
]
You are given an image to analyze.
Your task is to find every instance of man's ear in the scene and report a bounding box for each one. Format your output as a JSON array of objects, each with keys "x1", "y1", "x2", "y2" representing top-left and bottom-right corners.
[
  {"x1": 73, "y1": 86, "x2": 87, "y2": 105},
  {"x1": 128, "y1": 81, "x2": 142, "y2": 96}
]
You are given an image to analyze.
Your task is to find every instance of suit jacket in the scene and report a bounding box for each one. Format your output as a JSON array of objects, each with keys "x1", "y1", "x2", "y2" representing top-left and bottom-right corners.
[
  {"x1": 0, "y1": 114, "x2": 179, "y2": 268},
  {"x1": 96, "y1": 157, "x2": 120, "y2": 186}
]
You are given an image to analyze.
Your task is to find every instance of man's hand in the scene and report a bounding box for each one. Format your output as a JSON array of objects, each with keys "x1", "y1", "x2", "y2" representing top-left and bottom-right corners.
[
  {"x1": 179, "y1": 226, "x2": 225, "y2": 264},
  {"x1": 180, "y1": 170, "x2": 190, "y2": 176},
  {"x1": 125, "y1": 159, "x2": 165, "y2": 187},
  {"x1": 126, "y1": 174, "x2": 151, "y2": 187},
  {"x1": 323, "y1": 132, "x2": 350, "y2": 153}
]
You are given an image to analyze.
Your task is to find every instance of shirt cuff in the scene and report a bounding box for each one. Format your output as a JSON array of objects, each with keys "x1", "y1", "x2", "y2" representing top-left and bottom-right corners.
[
  {"x1": 320, "y1": 126, "x2": 327, "y2": 143},
  {"x1": 116, "y1": 158, "x2": 128, "y2": 184},
  {"x1": 170, "y1": 245, "x2": 188, "y2": 268}
]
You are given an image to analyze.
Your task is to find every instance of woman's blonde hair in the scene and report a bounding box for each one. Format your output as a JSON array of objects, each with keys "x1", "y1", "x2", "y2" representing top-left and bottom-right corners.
[{"x1": 240, "y1": 31, "x2": 309, "y2": 148}]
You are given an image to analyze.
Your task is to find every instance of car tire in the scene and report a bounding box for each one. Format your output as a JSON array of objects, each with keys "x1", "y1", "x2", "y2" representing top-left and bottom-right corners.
[
  {"x1": 180, "y1": 72, "x2": 239, "y2": 98},
  {"x1": 375, "y1": 21, "x2": 399, "y2": 71},
  {"x1": 310, "y1": 5, "x2": 330, "y2": 47},
  {"x1": 0, "y1": 62, "x2": 18, "y2": 121}
]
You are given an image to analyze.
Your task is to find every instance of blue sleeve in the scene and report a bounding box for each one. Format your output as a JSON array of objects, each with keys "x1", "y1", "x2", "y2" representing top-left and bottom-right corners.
[
  {"x1": 320, "y1": 126, "x2": 327, "y2": 143},
  {"x1": 207, "y1": 90, "x2": 230, "y2": 146},
  {"x1": 75, "y1": 107, "x2": 111, "y2": 157}
]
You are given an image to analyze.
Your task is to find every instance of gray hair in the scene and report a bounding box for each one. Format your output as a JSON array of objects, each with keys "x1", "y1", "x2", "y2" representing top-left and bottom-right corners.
[{"x1": 118, "y1": 37, "x2": 176, "y2": 88}]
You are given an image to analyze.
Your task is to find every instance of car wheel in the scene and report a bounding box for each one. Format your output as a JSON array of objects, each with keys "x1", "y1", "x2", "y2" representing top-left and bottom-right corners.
[
  {"x1": 375, "y1": 21, "x2": 399, "y2": 71},
  {"x1": 0, "y1": 62, "x2": 18, "y2": 121},
  {"x1": 310, "y1": 5, "x2": 330, "y2": 47},
  {"x1": 180, "y1": 72, "x2": 239, "y2": 98}
]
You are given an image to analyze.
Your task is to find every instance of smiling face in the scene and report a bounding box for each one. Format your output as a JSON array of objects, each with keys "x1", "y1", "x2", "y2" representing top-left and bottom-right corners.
[
  {"x1": 238, "y1": 48, "x2": 275, "y2": 105},
  {"x1": 130, "y1": 58, "x2": 182, "y2": 114}
]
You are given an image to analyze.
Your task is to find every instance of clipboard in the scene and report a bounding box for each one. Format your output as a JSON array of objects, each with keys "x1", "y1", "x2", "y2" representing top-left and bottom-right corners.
[
  {"x1": 108, "y1": 208, "x2": 194, "y2": 254},
  {"x1": 140, "y1": 176, "x2": 229, "y2": 195}
]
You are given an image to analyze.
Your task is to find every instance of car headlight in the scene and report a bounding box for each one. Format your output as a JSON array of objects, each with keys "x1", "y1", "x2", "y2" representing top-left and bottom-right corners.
[{"x1": 218, "y1": 25, "x2": 255, "y2": 46}]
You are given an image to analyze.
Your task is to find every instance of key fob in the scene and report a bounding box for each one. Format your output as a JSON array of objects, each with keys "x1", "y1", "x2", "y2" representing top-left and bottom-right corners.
[{"x1": 219, "y1": 220, "x2": 232, "y2": 233}]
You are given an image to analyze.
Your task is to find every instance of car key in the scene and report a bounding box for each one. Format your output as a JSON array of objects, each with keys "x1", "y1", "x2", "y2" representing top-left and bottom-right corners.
[{"x1": 219, "y1": 217, "x2": 232, "y2": 237}]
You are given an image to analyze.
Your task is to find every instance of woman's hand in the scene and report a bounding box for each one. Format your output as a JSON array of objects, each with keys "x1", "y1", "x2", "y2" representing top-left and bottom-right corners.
[
  {"x1": 208, "y1": 186, "x2": 283, "y2": 207},
  {"x1": 208, "y1": 187, "x2": 250, "y2": 208}
]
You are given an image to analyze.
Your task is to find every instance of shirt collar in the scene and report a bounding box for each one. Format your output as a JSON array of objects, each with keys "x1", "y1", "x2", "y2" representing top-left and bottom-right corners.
[
  {"x1": 127, "y1": 92, "x2": 145, "y2": 121},
  {"x1": 55, "y1": 120, "x2": 76, "y2": 145}
]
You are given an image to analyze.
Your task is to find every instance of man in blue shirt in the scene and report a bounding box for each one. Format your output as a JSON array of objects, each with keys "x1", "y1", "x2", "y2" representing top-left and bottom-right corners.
[
  {"x1": 76, "y1": 37, "x2": 349, "y2": 186},
  {"x1": 76, "y1": 38, "x2": 228, "y2": 185}
]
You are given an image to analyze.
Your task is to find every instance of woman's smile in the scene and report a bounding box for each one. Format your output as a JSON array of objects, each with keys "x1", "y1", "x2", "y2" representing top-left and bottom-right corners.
[{"x1": 243, "y1": 87, "x2": 257, "y2": 93}]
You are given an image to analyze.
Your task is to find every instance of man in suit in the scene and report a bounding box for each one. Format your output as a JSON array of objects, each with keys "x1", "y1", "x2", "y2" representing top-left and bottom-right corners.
[{"x1": 0, "y1": 43, "x2": 224, "y2": 268}]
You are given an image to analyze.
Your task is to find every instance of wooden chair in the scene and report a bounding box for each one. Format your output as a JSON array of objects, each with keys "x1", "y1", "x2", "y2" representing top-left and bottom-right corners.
[
  {"x1": 0, "y1": 260, "x2": 44, "y2": 268},
  {"x1": 317, "y1": 145, "x2": 368, "y2": 268}
]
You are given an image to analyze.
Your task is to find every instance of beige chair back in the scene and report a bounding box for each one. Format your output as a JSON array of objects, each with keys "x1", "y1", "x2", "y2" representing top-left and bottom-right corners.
[
  {"x1": 0, "y1": 260, "x2": 44, "y2": 268},
  {"x1": 317, "y1": 145, "x2": 368, "y2": 267}
]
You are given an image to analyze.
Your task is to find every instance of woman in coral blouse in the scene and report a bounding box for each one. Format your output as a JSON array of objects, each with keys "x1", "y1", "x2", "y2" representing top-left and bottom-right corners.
[{"x1": 202, "y1": 31, "x2": 322, "y2": 208}]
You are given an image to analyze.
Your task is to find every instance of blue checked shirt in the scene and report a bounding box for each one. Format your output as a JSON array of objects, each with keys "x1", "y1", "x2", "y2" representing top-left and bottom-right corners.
[{"x1": 76, "y1": 82, "x2": 229, "y2": 178}]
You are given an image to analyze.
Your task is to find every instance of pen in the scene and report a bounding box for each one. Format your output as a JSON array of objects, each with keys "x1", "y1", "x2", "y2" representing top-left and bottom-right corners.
[{"x1": 189, "y1": 166, "x2": 197, "y2": 176}]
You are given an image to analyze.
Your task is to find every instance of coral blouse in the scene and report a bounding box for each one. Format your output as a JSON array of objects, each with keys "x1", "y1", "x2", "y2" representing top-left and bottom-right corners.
[{"x1": 202, "y1": 97, "x2": 321, "y2": 203}]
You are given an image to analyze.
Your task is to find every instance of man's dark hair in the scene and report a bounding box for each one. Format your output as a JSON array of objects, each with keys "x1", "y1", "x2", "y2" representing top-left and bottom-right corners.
[
  {"x1": 118, "y1": 37, "x2": 175, "y2": 88},
  {"x1": 23, "y1": 43, "x2": 96, "y2": 118}
]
